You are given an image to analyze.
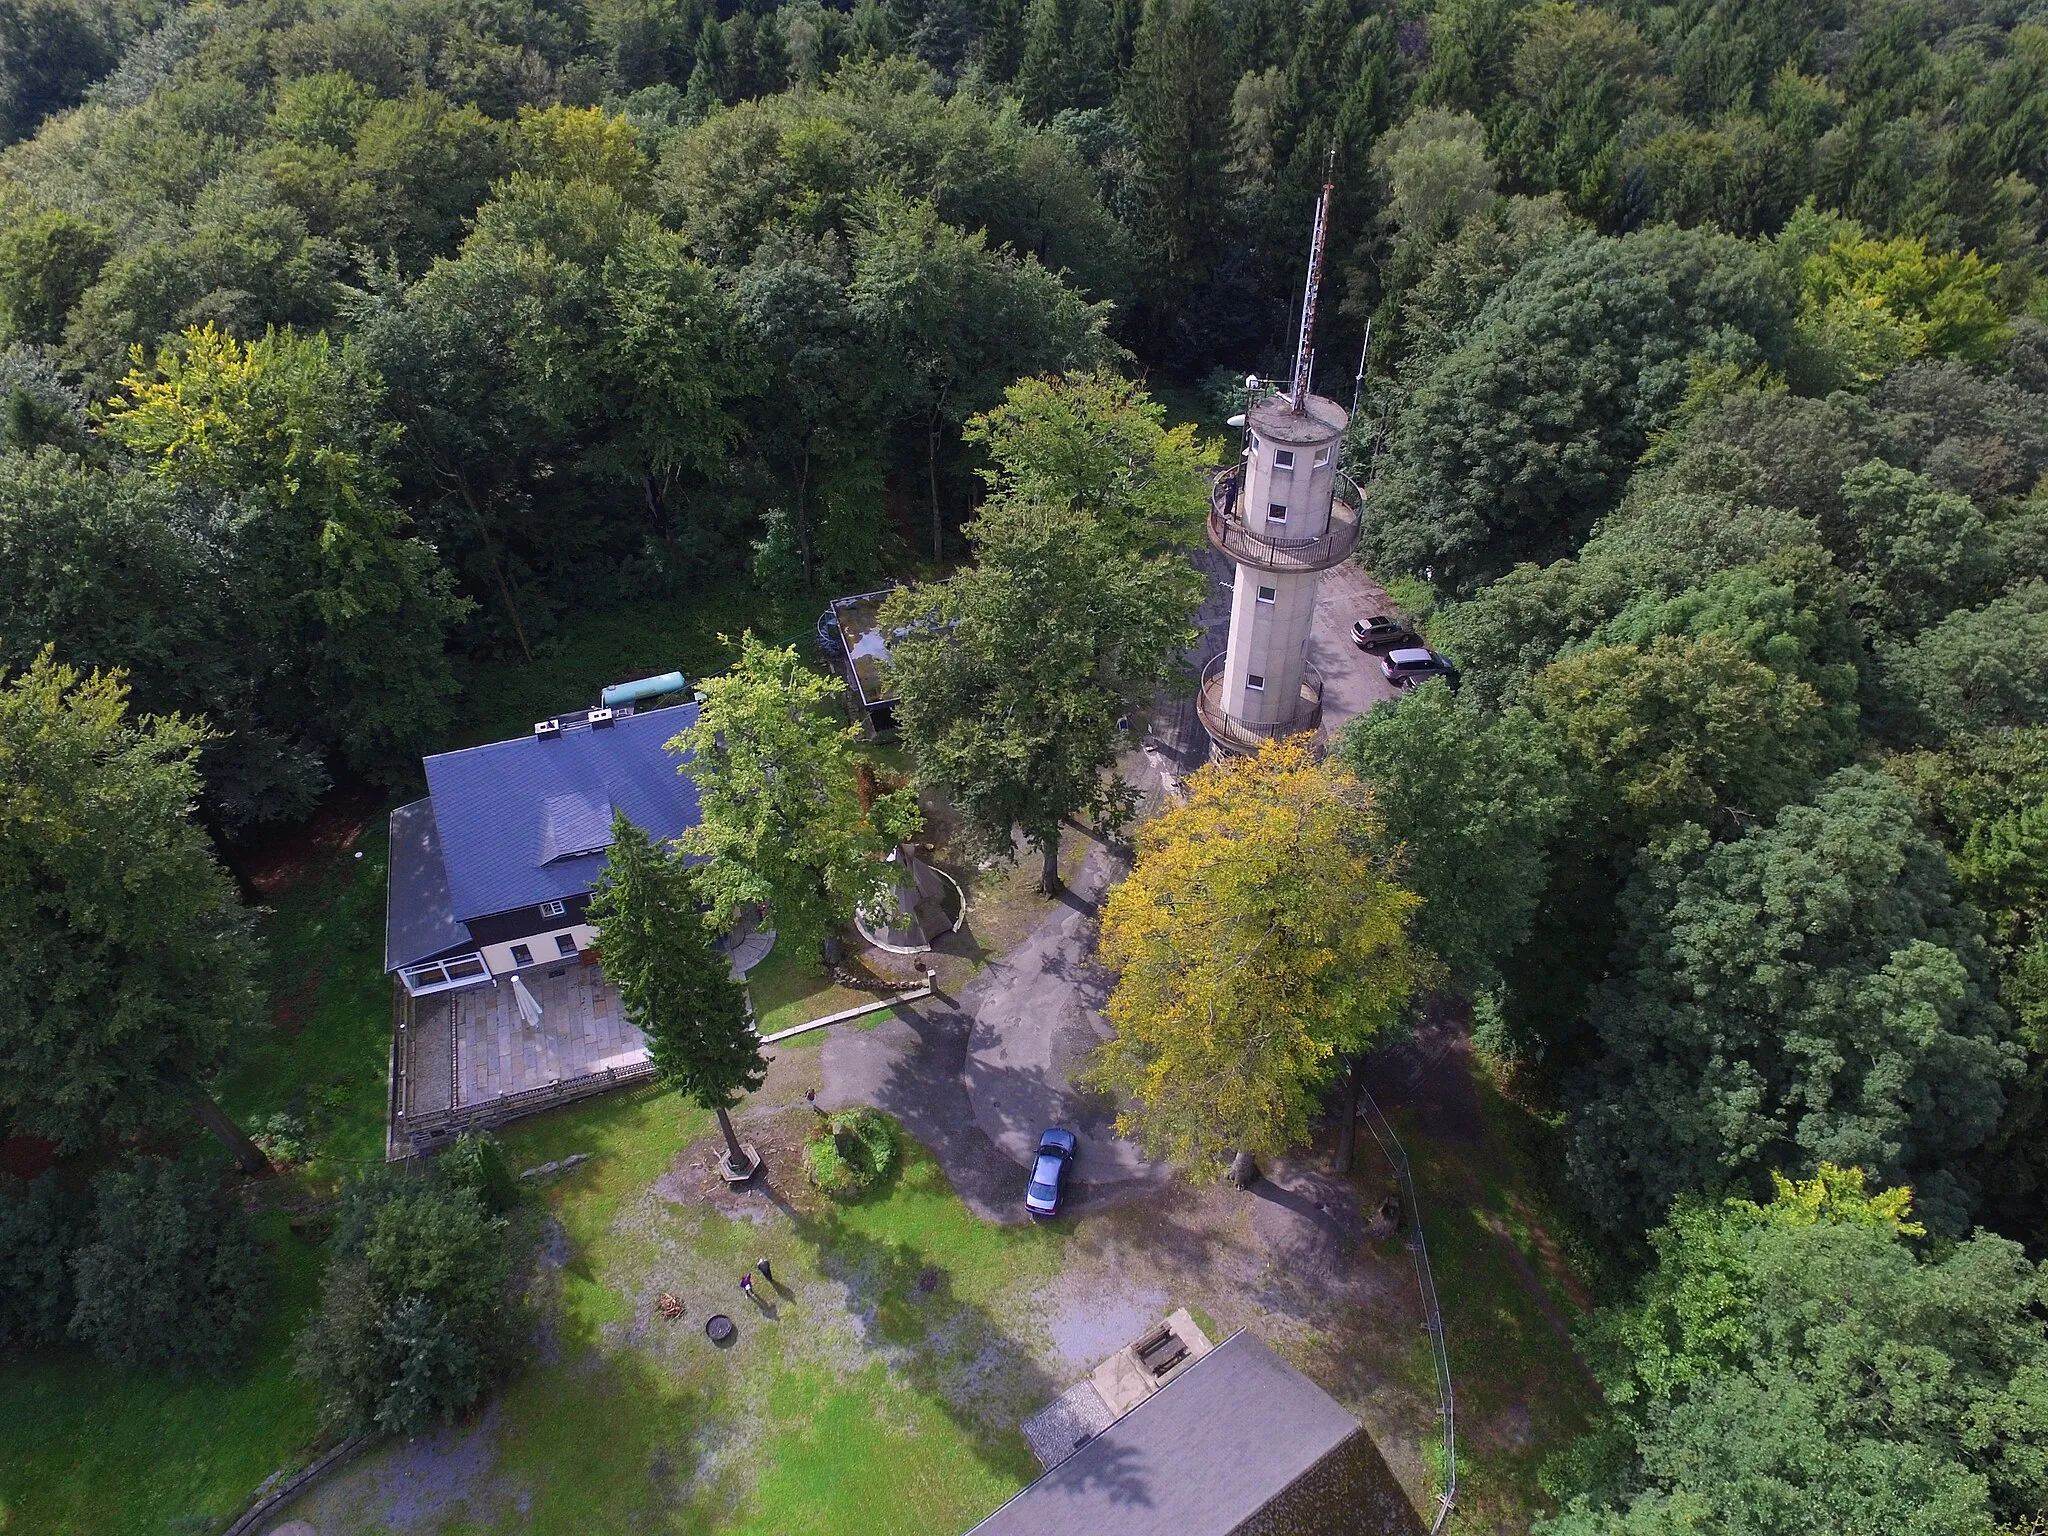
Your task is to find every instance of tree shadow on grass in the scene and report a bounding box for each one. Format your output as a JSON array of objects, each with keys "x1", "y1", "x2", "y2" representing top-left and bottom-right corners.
[{"x1": 748, "y1": 1163, "x2": 1075, "y2": 1493}]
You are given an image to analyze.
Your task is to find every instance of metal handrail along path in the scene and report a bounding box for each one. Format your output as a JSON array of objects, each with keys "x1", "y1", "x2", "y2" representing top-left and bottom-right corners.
[{"x1": 1356, "y1": 1085, "x2": 1457, "y2": 1533}]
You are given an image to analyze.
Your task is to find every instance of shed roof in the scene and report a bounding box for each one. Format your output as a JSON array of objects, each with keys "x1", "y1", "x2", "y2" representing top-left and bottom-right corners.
[
  {"x1": 967, "y1": 1331, "x2": 1361, "y2": 1536},
  {"x1": 422, "y1": 703, "x2": 701, "y2": 922},
  {"x1": 385, "y1": 796, "x2": 471, "y2": 971}
]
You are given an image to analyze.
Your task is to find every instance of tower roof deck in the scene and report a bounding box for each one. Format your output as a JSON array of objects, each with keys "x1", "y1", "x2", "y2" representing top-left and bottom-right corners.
[{"x1": 1246, "y1": 390, "x2": 1347, "y2": 445}]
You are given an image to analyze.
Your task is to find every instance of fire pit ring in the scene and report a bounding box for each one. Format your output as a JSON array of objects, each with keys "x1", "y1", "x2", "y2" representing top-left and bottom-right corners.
[{"x1": 705, "y1": 1313, "x2": 735, "y2": 1343}]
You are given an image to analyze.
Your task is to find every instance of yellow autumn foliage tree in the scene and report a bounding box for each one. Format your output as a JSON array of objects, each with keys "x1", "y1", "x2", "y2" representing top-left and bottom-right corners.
[{"x1": 1083, "y1": 736, "x2": 1435, "y2": 1169}]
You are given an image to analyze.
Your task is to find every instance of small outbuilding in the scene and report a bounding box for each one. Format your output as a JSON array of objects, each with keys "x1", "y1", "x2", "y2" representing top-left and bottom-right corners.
[{"x1": 969, "y1": 1330, "x2": 1423, "y2": 1536}]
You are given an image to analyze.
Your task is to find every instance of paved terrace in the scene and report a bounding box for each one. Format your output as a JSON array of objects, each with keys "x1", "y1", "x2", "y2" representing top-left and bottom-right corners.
[{"x1": 394, "y1": 965, "x2": 648, "y2": 1132}]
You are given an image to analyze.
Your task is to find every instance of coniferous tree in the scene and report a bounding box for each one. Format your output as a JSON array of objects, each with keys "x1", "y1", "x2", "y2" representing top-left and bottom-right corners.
[
  {"x1": 589, "y1": 813, "x2": 767, "y2": 1170},
  {"x1": 1122, "y1": 0, "x2": 1234, "y2": 298}
]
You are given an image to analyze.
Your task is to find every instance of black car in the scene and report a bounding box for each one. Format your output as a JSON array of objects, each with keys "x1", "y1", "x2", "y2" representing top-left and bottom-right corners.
[{"x1": 1351, "y1": 615, "x2": 1420, "y2": 652}]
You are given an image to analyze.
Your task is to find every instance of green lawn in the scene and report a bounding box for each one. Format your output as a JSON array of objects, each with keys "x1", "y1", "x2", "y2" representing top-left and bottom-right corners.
[
  {"x1": 217, "y1": 823, "x2": 397, "y2": 1178},
  {"x1": 277, "y1": 1096, "x2": 1069, "y2": 1535},
  {"x1": 0, "y1": 1210, "x2": 326, "y2": 1536},
  {"x1": 1401, "y1": 1080, "x2": 1605, "y2": 1532}
]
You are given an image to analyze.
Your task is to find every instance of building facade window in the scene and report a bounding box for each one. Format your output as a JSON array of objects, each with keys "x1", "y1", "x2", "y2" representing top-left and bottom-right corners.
[
  {"x1": 1274, "y1": 450, "x2": 1295, "y2": 469},
  {"x1": 1247, "y1": 673, "x2": 1266, "y2": 690},
  {"x1": 1256, "y1": 585, "x2": 1276, "y2": 604},
  {"x1": 1267, "y1": 503, "x2": 1288, "y2": 523},
  {"x1": 539, "y1": 899, "x2": 566, "y2": 918},
  {"x1": 555, "y1": 934, "x2": 577, "y2": 956},
  {"x1": 510, "y1": 943, "x2": 533, "y2": 966}
]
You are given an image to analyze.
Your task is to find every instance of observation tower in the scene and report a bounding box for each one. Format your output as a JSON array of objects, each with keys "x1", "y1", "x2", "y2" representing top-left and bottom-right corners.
[{"x1": 1195, "y1": 173, "x2": 1361, "y2": 757}]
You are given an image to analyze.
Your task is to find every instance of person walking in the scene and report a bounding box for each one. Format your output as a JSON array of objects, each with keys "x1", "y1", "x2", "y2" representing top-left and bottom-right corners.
[
  {"x1": 740, "y1": 1273, "x2": 755, "y2": 1299},
  {"x1": 756, "y1": 1257, "x2": 774, "y2": 1285}
]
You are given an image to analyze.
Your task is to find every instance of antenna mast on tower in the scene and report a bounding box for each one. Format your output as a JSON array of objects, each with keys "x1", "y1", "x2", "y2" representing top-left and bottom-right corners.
[{"x1": 1289, "y1": 151, "x2": 1337, "y2": 414}]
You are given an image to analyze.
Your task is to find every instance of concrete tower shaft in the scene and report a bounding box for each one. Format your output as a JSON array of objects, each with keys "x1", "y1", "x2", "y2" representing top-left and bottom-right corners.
[{"x1": 1197, "y1": 392, "x2": 1358, "y2": 755}]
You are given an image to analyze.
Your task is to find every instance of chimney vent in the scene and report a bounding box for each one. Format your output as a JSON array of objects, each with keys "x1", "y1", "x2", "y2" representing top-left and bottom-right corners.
[
  {"x1": 534, "y1": 718, "x2": 562, "y2": 741},
  {"x1": 587, "y1": 708, "x2": 615, "y2": 729}
]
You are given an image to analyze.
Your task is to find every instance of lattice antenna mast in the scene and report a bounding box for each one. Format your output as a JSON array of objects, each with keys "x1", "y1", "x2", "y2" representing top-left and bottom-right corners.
[{"x1": 1289, "y1": 153, "x2": 1337, "y2": 414}]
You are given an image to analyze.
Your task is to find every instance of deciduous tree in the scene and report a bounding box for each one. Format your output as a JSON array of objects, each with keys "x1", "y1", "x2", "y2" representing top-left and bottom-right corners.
[
  {"x1": 671, "y1": 636, "x2": 920, "y2": 963},
  {"x1": 1571, "y1": 767, "x2": 2016, "y2": 1235},
  {"x1": 69, "y1": 1158, "x2": 265, "y2": 1374},
  {"x1": 1542, "y1": 1167, "x2": 2048, "y2": 1536},
  {"x1": 0, "y1": 654, "x2": 270, "y2": 1172},
  {"x1": 1083, "y1": 737, "x2": 1432, "y2": 1168},
  {"x1": 884, "y1": 493, "x2": 1200, "y2": 893}
]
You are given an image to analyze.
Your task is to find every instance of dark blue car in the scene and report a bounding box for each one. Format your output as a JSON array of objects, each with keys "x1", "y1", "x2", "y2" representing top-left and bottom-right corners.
[{"x1": 1025, "y1": 1128, "x2": 1077, "y2": 1218}]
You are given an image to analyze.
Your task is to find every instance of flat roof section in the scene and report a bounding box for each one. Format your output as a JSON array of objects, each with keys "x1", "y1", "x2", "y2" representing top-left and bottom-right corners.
[
  {"x1": 967, "y1": 1331, "x2": 1362, "y2": 1536},
  {"x1": 831, "y1": 590, "x2": 898, "y2": 709}
]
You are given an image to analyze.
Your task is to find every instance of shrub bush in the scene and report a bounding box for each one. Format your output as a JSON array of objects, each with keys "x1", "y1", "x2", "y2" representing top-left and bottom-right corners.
[
  {"x1": 295, "y1": 1173, "x2": 519, "y2": 1434},
  {"x1": 803, "y1": 1107, "x2": 897, "y2": 1196},
  {"x1": 0, "y1": 1170, "x2": 83, "y2": 1354},
  {"x1": 67, "y1": 1157, "x2": 265, "y2": 1373},
  {"x1": 440, "y1": 1132, "x2": 519, "y2": 1213}
]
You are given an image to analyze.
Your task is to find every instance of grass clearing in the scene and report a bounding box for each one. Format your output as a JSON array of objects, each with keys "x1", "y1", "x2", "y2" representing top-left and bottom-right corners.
[
  {"x1": 285, "y1": 1105, "x2": 1066, "y2": 1535},
  {"x1": 218, "y1": 823, "x2": 396, "y2": 1179},
  {"x1": 0, "y1": 1210, "x2": 326, "y2": 1536},
  {"x1": 1397, "y1": 1093, "x2": 1603, "y2": 1531}
]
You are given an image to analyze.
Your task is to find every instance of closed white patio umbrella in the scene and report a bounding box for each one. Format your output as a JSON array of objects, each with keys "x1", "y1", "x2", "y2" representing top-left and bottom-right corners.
[{"x1": 512, "y1": 973, "x2": 544, "y2": 1028}]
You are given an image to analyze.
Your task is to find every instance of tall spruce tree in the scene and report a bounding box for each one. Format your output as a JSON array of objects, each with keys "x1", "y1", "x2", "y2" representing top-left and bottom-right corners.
[
  {"x1": 588, "y1": 814, "x2": 765, "y2": 1170},
  {"x1": 1122, "y1": 0, "x2": 1234, "y2": 297}
]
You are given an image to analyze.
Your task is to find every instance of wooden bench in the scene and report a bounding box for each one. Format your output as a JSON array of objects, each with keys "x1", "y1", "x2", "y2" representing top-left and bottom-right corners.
[{"x1": 1135, "y1": 1326, "x2": 1188, "y2": 1377}]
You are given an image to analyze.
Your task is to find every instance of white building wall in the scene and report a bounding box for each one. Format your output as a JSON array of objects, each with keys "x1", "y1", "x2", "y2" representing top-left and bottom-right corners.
[
  {"x1": 1215, "y1": 392, "x2": 1348, "y2": 737},
  {"x1": 1222, "y1": 567, "x2": 1322, "y2": 725},
  {"x1": 480, "y1": 923, "x2": 597, "y2": 977}
]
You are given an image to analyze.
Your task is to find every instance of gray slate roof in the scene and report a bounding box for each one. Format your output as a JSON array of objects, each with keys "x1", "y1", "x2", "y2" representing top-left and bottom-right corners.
[
  {"x1": 968, "y1": 1331, "x2": 1361, "y2": 1536},
  {"x1": 421, "y1": 702, "x2": 702, "y2": 923},
  {"x1": 385, "y1": 796, "x2": 469, "y2": 971}
]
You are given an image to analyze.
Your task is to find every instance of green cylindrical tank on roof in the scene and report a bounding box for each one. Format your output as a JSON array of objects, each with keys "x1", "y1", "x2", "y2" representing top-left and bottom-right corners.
[{"x1": 601, "y1": 671, "x2": 687, "y2": 708}]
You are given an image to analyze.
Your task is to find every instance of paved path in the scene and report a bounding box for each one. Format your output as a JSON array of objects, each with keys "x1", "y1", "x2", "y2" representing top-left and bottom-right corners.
[
  {"x1": 820, "y1": 831, "x2": 1169, "y2": 1223},
  {"x1": 957, "y1": 837, "x2": 1166, "y2": 1186}
]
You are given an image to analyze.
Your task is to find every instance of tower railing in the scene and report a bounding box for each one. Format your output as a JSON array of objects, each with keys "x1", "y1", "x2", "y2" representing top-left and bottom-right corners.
[
  {"x1": 1207, "y1": 464, "x2": 1363, "y2": 573},
  {"x1": 1194, "y1": 652, "x2": 1324, "y2": 755}
]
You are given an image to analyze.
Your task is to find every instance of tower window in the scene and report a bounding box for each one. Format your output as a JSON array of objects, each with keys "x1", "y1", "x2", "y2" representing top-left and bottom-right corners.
[
  {"x1": 1256, "y1": 585, "x2": 1276, "y2": 604},
  {"x1": 1274, "y1": 450, "x2": 1295, "y2": 469},
  {"x1": 1313, "y1": 447, "x2": 1331, "y2": 467},
  {"x1": 510, "y1": 944, "x2": 533, "y2": 966},
  {"x1": 555, "y1": 934, "x2": 578, "y2": 956},
  {"x1": 1247, "y1": 673, "x2": 1266, "y2": 691},
  {"x1": 1267, "y1": 503, "x2": 1288, "y2": 522}
]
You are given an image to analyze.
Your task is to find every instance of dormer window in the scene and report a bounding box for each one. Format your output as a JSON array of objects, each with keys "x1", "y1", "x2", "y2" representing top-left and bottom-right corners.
[
  {"x1": 1274, "y1": 450, "x2": 1295, "y2": 470},
  {"x1": 1267, "y1": 503, "x2": 1288, "y2": 523}
]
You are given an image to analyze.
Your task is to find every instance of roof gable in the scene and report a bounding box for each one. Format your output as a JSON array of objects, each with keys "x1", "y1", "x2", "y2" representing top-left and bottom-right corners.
[{"x1": 423, "y1": 703, "x2": 701, "y2": 921}]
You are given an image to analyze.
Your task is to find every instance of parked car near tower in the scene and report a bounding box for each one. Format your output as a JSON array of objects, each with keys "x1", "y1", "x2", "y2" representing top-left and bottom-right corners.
[{"x1": 1380, "y1": 647, "x2": 1459, "y2": 689}]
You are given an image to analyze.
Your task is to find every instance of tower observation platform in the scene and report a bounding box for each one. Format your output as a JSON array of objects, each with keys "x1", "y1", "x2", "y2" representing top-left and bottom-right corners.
[{"x1": 1196, "y1": 168, "x2": 1360, "y2": 759}]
